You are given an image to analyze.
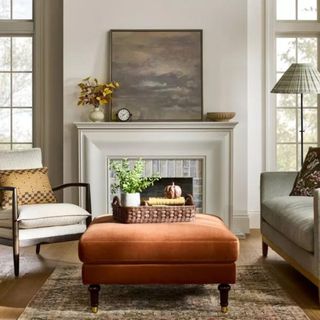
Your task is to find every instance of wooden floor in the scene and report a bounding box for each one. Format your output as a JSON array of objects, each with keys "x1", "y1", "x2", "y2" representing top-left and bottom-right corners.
[{"x1": 0, "y1": 229, "x2": 319, "y2": 320}]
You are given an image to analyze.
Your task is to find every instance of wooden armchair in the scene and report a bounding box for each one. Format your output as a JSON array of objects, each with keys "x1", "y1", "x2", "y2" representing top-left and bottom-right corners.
[{"x1": 0, "y1": 148, "x2": 92, "y2": 276}]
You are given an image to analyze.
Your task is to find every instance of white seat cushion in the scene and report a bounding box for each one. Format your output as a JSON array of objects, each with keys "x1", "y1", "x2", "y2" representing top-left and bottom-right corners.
[
  {"x1": 0, "y1": 203, "x2": 90, "y2": 229},
  {"x1": 0, "y1": 224, "x2": 86, "y2": 240}
]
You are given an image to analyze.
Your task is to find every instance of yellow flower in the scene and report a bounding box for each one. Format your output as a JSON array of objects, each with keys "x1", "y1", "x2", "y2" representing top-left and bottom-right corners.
[{"x1": 77, "y1": 77, "x2": 120, "y2": 107}]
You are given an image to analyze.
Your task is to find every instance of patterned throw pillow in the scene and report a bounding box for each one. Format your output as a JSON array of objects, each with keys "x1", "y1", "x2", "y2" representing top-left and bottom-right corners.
[
  {"x1": 290, "y1": 147, "x2": 320, "y2": 196},
  {"x1": 0, "y1": 167, "x2": 57, "y2": 208}
]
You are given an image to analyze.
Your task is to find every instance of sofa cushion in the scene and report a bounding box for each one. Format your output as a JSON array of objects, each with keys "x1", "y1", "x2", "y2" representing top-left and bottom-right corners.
[
  {"x1": 0, "y1": 203, "x2": 89, "y2": 229},
  {"x1": 261, "y1": 196, "x2": 314, "y2": 252},
  {"x1": 290, "y1": 147, "x2": 320, "y2": 196},
  {"x1": 0, "y1": 167, "x2": 56, "y2": 208}
]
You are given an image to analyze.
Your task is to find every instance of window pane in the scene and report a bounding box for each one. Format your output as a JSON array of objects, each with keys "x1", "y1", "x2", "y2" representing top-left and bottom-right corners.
[
  {"x1": 277, "y1": 109, "x2": 296, "y2": 142},
  {"x1": 0, "y1": 37, "x2": 10, "y2": 70},
  {"x1": 277, "y1": 38, "x2": 296, "y2": 72},
  {"x1": 298, "y1": 0, "x2": 317, "y2": 20},
  {"x1": 12, "y1": 73, "x2": 32, "y2": 106},
  {"x1": 0, "y1": 144, "x2": 11, "y2": 150},
  {"x1": 12, "y1": 108, "x2": 32, "y2": 142},
  {"x1": 12, "y1": 143, "x2": 32, "y2": 150},
  {"x1": 0, "y1": 73, "x2": 10, "y2": 106},
  {"x1": 298, "y1": 109, "x2": 317, "y2": 143},
  {"x1": 302, "y1": 94, "x2": 317, "y2": 107},
  {"x1": 277, "y1": 94, "x2": 296, "y2": 107},
  {"x1": 12, "y1": 0, "x2": 32, "y2": 19},
  {"x1": 0, "y1": 109, "x2": 10, "y2": 142},
  {"x1": 277, "y1": 144, "x2": 297, "y2": 171},
  {"x1": 277, "y1": 0, "x2": 296, "y2": 20},
  {"x1": 0, "y1": 0, "x2": 10, "y2": 19},
  {"x1": 298, "y1": 38, "x2": 317, "y2": 65},
  {"x1": 12, "y1": 37, "x2": 32, "y2": 71}
]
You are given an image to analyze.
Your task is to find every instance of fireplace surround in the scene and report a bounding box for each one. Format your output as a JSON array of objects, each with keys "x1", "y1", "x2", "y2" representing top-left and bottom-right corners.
[{"x1": 75, "y1": 122, "x2": 237, "y2": 227}]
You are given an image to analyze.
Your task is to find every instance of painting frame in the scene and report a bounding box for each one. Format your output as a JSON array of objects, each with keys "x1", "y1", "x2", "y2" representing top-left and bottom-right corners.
[{"x1": 110, "y1": 29, "x2": 203, "y2": 121}]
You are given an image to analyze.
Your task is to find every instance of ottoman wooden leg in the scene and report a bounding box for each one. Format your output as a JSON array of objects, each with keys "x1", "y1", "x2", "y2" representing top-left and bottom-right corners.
[
  {"x1": 218, "y1": 283, "x2": 231, "y2": 313},
  {"x1": 89, "y1": 284, "x2": 100, "y2": 313}
]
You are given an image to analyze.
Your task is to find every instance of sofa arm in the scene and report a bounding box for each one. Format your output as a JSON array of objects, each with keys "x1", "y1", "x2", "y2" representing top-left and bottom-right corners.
[
  {"x1": 313, "y1": 189, "x2": 320, "y2": 281},
  {"x1": 260, "y1": 172, "x2": 297, "y2": 203}
]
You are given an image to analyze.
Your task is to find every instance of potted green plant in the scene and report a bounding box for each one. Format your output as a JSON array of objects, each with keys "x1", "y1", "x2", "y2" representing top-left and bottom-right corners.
[
  {"x1": 110, "y1": 159, "x2": 160, "y2": 207},
  {"x1": 77, "y1": 77, "x2": 119, "y2": 122}
]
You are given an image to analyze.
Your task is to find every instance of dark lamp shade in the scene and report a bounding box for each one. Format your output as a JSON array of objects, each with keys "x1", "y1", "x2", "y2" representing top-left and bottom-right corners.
[{"x1": 271, "y1": 63, "x2": 320, "y2": 94}]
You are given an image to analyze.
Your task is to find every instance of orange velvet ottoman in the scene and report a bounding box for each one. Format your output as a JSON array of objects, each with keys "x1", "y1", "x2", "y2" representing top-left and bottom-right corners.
[{"x1": 79, "y1": 213, "x2": 239, "y2": 313}]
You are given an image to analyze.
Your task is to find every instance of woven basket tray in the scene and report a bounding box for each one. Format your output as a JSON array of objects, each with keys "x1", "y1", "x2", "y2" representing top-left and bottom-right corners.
[{"x1": 112, "y1": 195, "x2": 196, "y2": 224}]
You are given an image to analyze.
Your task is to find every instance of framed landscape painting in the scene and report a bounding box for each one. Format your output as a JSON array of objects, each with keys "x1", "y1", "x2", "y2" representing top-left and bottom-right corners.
[{"x1": 110, "y1": 30, "x2": 203, "y2": 121}]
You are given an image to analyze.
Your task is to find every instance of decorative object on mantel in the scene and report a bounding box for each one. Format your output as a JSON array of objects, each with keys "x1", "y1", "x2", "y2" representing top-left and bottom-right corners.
[
  {"x1": 110, "y1": 158, "x2": 160, "y2": 207},
  {"x1": 206, "y1": 112, "x2": 236, "y2": 122},
  {"x1": 116, "y1": 107, "x2": 132, "y2": 122},
  {"x1": 112, "y1": 194, "x2": 195, "y2": 223},
  {"x1": 110, "y1": 30, "x2": 203, "y2": 121},
  {"x1": 77, "y1": 77, "x2": 120, "y2": 122},
  {"x1": 271, "y1": 63, "x2": 320, "y2": 167}
]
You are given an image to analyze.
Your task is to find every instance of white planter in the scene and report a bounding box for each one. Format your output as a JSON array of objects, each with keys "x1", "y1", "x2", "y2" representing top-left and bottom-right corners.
[
  {"x1": 121, "y1": 193, "x2": 140, "y2": 207},
  {"x1": 89, "y1": 106, "x2": 104, "y2": 122}
]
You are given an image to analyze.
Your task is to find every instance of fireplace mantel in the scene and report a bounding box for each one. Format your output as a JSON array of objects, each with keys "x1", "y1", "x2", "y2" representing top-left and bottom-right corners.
[
  {"x1": 75, "y1": 121, "x2": 237, "y2": 227},
  {"x1": 75, "y1": 121, "x2": 237, "y2": 130}
]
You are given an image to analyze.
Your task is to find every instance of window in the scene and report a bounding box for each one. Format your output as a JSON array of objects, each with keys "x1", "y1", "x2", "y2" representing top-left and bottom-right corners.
[
  {"x1": 0, "y1": 0, "x2": 33, "y2": 150},
  {"x1": 276, "y1": 37, "x2": 318, "y2": 170},
  {"x1": 277, "y1": 0, "x2": 317, "y2": 20},
  {"x1": 268, "y1": 0, "x2": 320, "y2": 171}
]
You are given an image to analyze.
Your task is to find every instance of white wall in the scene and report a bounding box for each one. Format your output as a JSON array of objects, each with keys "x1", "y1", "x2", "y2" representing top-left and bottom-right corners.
[
  {"x1": 63, "y1": 0, "x2": 249, "y2": 232},
  {"x1": 247, "y1": 0, "x2": 265, "y2": 228}
]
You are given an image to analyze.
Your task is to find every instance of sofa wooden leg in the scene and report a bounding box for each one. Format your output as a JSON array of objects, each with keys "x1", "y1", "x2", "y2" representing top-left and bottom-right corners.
[
  {"x1": 36, "y1": 244, "x2": 41, "y2": 255},
  {"x1": 262, "y1": 241, "x2": 268, "y2": 257},
  {"x1": 218, "y1": 283, "x2": 230, "y2": 313},
  {"x1": 13, "y1": 253, "x2": 19, "y2": 277},
  {"x1": 89, "y1": 284, "x2": 100, "y2": 313}
]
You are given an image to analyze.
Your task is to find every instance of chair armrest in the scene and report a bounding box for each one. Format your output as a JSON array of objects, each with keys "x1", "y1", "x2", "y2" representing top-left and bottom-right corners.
[
  {"x1": 260, "y1": 172, "x2": 297, "y2": 203},
  {"x1": 52, "y1": 183, "x2": 92, "y2": 219},
  {"x1": 0, "y1": 186, "x2": 19, "y2": 243},
  {"x1": 0, "y1": 186, "x2": 18, "y2": 221},
  {"x1": 52, "y1": 182, "x2": 90, "y2": 192}
]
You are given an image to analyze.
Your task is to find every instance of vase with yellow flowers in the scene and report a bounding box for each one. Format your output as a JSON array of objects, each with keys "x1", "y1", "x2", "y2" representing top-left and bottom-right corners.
[{"x1": 78, "y1": 77, "x2": 120, "y2": 122}]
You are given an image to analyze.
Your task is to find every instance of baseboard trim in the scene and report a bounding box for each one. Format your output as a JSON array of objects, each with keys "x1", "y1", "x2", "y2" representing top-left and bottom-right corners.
[
  {"x1": 249, "y1": 211, "x2": 260, "y2": 229},
  {"x1": 232, "y1": 212, "x2": 250, "y2": 235}
]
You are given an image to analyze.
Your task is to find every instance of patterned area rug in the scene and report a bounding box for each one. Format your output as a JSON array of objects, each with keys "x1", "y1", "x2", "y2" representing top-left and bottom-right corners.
[{"x1": 18, "y1": 265, "x2": 309, "y2": 320}]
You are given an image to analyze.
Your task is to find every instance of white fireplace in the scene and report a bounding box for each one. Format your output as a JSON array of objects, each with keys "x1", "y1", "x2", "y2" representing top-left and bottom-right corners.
[{"x1": 75, "y1": 122, "x2": 237, "y2": 227}]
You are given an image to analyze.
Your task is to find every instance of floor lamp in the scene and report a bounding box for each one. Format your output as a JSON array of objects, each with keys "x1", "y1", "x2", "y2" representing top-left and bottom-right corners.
[{"x1": 271, "y1": 63, "x2": 320, "y2": 167}]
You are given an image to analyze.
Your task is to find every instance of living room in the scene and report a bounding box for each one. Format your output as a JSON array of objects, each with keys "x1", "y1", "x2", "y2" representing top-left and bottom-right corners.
[{"x1": 0, "y1": 0, "x2": 319, "y2": 319}]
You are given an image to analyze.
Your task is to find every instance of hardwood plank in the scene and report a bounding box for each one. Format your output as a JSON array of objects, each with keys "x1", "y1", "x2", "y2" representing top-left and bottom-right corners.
[{"x1": 0, "y1": 230, "x2": 318, "y2": 319}]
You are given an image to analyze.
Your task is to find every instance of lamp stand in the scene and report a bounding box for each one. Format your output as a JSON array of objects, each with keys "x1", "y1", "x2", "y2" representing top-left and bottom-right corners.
[{"x1": 300, "y1": 93, "x2": 304, "y2": 168}]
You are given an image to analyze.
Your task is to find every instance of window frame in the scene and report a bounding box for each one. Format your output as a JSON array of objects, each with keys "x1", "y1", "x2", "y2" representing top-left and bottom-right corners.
[
  {"x1": 0, "y1": 0, "x2": 44, "y2": 151},
  {"x1": 266, "y1": 0, "x2": 320, "y2": 171}
]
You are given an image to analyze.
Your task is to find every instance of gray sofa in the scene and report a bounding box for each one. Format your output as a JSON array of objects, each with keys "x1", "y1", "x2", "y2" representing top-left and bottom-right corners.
[{"x1": 260, "y1": 172, "x2": 319, "y2": 301}]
